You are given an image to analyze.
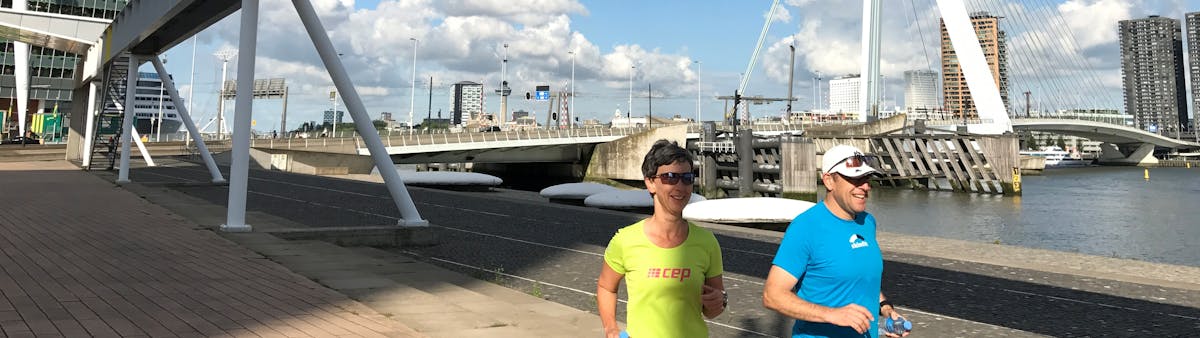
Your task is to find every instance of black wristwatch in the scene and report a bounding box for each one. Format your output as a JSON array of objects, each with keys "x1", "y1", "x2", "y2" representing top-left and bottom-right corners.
[{"x1": 879, "y1": 300, "x2": 893, "y2": 314}]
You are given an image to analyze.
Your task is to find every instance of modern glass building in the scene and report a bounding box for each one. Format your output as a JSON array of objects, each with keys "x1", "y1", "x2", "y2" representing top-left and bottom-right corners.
[
  {"x1": 903, "y1": 69, "x2": 939, "y2": 112},
  {"x1": 0, "y1": 0, "x2": 129, "y2": 139}
]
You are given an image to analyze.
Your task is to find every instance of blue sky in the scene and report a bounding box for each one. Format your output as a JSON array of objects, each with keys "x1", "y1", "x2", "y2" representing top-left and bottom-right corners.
[{"x1": 147, "y1": 0, "x2": 1194, "y2": 134}]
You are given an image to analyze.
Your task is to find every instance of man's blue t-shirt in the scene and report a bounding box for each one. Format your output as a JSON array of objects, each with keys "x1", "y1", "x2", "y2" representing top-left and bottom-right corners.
[{"x1": 772, "y1": 203, "x2": 883, "y2": 338}]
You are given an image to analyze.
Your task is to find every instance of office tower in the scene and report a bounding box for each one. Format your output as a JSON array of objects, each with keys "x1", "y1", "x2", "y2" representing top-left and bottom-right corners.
[
  {"x1": 1120, "y1": 15, "x2": 1188, "y2": 134},
  {"x1": 904, "y1": 69, "x2": 939, "y2": 112},
  {"x1": 450, "y1": 81, "x2": 483, "y2": 126},
  {"x1": 0, "y1": 1, "x2": 130, "y2": 138},
  {"x1": 940, "y1": 11, "x2": 1009, "y2": 120},
  {"x1": 829, "y1": 75, "x2": 861, "y2": 114}
]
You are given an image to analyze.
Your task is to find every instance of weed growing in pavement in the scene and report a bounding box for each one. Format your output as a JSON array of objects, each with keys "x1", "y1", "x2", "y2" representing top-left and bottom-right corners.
[
  {"x1": 530, "y1": 282, "x2": 544, "y2": 299},
  {"x1": 490, "y1": 267, "x2": 507, "y2": 284}
]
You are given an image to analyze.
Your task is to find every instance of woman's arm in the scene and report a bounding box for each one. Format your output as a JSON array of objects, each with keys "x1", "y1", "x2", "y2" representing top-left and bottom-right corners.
[
  {"x1": 597, "y1": 261, "x2": 624, "y2": 338},
  {"x1": 701, "y1": 276, "x2": 726, "y2": 319}
]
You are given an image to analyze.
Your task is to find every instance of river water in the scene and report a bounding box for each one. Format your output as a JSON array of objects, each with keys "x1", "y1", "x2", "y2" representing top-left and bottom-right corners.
[{"x1": 869, "y1": 166, "x2": 1200, "y2": 267}]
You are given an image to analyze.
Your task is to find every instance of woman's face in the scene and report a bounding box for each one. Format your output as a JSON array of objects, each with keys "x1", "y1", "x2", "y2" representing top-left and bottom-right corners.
[{"x1": 645, "y1": 160, "x2": 694, "y2": 217}]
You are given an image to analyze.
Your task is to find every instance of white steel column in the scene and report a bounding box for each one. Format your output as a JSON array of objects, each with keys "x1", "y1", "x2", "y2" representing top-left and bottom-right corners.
[
  {"x1": 222, "y1": 0, "x2": 259, "y2": 232},
  {"x1": 937, "y1": 0, "x2": 1011, "y2": 134},
  {"x1": 14, "y1": 42, "x2": 28, "y2": 139},
  {"x1": 82, "y1": 81, "x2": 98, "y2": 167},
  {"x1": 116, "y1": 55, "x2": 140, "y2": 184},
  {"x1": 151, "y1": 57, "x2": 226, "y2": 183},
  {"x1": 12, "y1": 0, "x2": 27, "y2": 139},
  {"x1": 859, "y1": 0, "x2": 881, "y2": 122},
  {"x1": 129, "y1": 128, "x2": 156, "y2": 167},
  {"x1": 292, "y1": 0, "x2": 428, "y2": 226}
]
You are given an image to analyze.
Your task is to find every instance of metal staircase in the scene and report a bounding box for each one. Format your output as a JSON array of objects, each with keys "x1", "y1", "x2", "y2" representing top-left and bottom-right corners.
[{"x1": 85, "y1": 54, "x2": 131, "y2": 170}]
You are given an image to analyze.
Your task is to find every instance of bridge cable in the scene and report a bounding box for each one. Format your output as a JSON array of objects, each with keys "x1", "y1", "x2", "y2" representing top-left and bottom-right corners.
[
  {"x1": 977, "y1": 0, "x2": 1054, "y2": 117},
  {"x1": 989, "y1": 0, "x2": 1075, "y2": 117},
  {"x1": 1032, "y1": 0, "x2": 1121, "y2": 114},
  {"x1": 996, "y1": 0, "x2": 1072, "y2": 116},
  {"x1": 905, "y1": 0, "x2": 934, "y2": 70},
  {"x1": 1029, "y1": 0, "x2": 1102, "y2": 116}
]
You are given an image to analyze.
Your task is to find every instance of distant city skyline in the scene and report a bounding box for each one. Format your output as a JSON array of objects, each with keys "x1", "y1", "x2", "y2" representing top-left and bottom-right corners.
[{"x1": 130, "y1": 1, "x2": 1194, "y2": 133}]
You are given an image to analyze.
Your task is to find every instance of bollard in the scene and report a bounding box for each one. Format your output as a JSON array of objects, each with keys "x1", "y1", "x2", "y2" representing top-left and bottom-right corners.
[{"x1": 1144, "y1": 168, "x2": 1149, "y2": 181}]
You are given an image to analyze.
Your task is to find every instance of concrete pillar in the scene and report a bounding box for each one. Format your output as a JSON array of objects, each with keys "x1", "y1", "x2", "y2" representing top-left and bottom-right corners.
[
  {"x1": 780, "y1": 139, "x2": 818, "y2": 202},
  {"x1": 66, "y1": 80, "x2": 95, "y2": 161},
  {"x1": 737, "y1": 127, "x2": 754, "y2": 197},
  {"x1": 700, "y1": 122, "x2": 717, "y2": 194}
]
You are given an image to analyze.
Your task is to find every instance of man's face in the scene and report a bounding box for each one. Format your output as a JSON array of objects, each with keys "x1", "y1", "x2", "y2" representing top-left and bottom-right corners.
[{"x1": 822, "y1": 171, "x2": 871, "y2": 220}]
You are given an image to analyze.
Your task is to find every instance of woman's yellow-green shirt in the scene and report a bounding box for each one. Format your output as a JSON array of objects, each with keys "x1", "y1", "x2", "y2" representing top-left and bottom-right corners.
[{"x1": 604, "y1": 220, "x2": 724, "y2": 337}]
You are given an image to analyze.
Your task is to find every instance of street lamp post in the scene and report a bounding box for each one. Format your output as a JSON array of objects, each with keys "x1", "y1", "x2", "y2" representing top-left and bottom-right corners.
[
  {"x1": 628, "y1": 64, "x2": 636, "y2": 119},
  {"x1": 694, "y1": 60, "x2": 701, "y2": 124},
  {"x1": 569, "y1": 49, "x2": 575, "y2": 129},
  {"x1": 409, "y1": 37, "x2": 418, "y2": 132}
]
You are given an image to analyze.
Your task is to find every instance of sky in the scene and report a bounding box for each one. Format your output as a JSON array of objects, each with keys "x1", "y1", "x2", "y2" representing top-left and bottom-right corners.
[{"x1": 146, "y1": 0, "x2": 1196, "y2": 134}]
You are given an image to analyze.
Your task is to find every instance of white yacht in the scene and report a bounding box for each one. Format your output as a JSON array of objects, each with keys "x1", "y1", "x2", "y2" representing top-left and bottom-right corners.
[
  {"x1": 103, "y1": 72, "x2": 183, "y2": 137},
  {"x1": 1020, "y1": 146, "x2": 1092, "y2": 167}
]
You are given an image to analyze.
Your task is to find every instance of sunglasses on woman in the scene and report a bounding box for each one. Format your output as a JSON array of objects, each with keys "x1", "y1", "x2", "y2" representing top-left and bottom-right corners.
[{"x1": 650, "y1": 172, "x2": 696, "y2": 185}]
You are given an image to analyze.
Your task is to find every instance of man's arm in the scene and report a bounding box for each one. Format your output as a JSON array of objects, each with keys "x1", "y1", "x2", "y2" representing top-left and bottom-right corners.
[
  {"x1": 597, "y1": 261, "x2": 624, "y2": 338},
  {"x1": 762, "y1": 265, "x2": 875, "y2": 334}
]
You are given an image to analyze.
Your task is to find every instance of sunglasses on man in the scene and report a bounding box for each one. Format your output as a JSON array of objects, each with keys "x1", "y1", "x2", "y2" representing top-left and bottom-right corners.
[
  {"x1": 649, "y1": 172, "x2": 696, "y2": 185},
  {"x1": 832, "y1": 153, "x2": 873, "y2": 169}
]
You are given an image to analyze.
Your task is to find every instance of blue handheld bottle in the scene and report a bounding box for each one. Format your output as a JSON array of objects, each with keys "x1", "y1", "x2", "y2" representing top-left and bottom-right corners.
[{"x1": 882, "y1": 317, "x2": 913, "y2": 334}]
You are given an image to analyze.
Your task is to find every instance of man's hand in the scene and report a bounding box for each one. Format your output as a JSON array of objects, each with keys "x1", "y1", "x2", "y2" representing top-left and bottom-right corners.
[
  {"x1": 604, "y1": 327, "x2": 623, "y2": 338},
  {"x1": 701, "y1": 284, "x2": 724, "y2": 312},
  {"x1": 880, "y1": 305, "x2": 910, "y2": 337},
  {"x1": 820, "y1": 303, "x2": 874, "y2": 334}
]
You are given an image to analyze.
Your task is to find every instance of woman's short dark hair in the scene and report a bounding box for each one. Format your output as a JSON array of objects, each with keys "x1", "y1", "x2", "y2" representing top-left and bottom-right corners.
[{"x1": 641, "y1": 139, "x2": 695, "y2": 178}]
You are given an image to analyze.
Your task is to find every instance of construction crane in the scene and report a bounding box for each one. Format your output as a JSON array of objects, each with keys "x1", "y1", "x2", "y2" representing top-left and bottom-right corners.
[{"x1": 725, "y1": 0, "x2": 783, "y2": 124}]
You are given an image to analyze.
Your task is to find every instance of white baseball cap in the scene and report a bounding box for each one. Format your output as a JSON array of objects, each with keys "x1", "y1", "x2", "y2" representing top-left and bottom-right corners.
[{"x1": 821, "y1": 145, "x2": 882, "y2": 178}]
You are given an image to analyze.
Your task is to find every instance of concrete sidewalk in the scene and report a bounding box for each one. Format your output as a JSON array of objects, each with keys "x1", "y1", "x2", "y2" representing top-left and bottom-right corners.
[
  {"x1": 80, "y1": 160, "x2": 608, "y2": 338},
  {"x1": 0, "y1": 161, "x2": 418, "y2": 337}
]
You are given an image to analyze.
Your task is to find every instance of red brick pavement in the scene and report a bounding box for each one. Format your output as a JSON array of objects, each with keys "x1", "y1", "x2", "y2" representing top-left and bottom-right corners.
[{"x1": 0, "y1": 161, "x2": 420, "y2": 337}]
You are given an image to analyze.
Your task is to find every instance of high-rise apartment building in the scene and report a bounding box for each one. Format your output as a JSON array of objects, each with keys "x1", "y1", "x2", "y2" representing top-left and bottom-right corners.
[
  {"x1": 0, "y1": 0, "x2": 130, "y2": 138},
  {"x1": 1120, "y1": 15, "x2": 1189, "y2": 134},
  {"x1": 940, "y1": 11, "x2": 1009, "y2": 120},
  {"x1": 450, "y1": 81, "x2": 483, "y2": 126},
  {"x1": 904, "y1": 69, "x2": 939, "y2": 111},
  {"x1": 829, "y1": 75, "x2": 860, "y2": 114},
  {"x1": 1186, "y1": 12, "x2": 1199, "y2": 132}
]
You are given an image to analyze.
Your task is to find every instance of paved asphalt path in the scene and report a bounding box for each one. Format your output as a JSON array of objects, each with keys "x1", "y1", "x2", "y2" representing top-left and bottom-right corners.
[{"x1": 128, "y1": 164, "x2": 1200, "y2": 337}]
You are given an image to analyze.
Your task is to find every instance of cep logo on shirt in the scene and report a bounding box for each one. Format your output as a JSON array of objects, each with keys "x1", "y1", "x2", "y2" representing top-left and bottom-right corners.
[
  {"x1": 849, "y1": 234, "x2": 869, "y2": 249},
  {"x1": 647, "y1": 267, "x2": 691, "y2": 281}
]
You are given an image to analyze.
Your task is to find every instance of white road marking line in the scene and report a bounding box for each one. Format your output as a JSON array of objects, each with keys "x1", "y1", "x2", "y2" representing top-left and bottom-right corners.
[
  {"x1": 414, "y1": 253, "x2": 776, "y2": 337},
  {"x1": 155, "y1": 167, "x2": 1199, "y2": 323}
]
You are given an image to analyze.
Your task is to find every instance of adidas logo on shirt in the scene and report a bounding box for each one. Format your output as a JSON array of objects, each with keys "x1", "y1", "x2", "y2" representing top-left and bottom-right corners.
[{"x1": 849, "y1": 234, "x2": 869, "y2": 249}]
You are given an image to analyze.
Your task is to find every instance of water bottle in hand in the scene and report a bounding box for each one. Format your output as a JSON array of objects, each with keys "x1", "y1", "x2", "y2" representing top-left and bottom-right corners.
[{"x1": 882, "y1": 317, "x2": 913, "y2": 334}]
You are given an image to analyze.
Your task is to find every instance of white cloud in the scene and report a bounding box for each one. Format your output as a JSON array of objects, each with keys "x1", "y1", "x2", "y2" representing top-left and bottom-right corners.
[{"x1": 1058, "y1": 0, "x2": 1134, "y2": 50}]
